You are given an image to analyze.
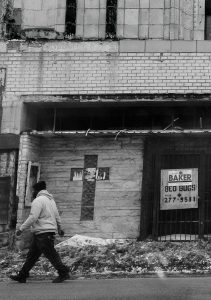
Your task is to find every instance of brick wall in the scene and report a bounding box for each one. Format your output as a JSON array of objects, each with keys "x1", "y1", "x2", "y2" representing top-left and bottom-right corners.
[
  {"x1": 17, "y1": 134, "x2": 143, "y2": 239},
  {"x1": 1, "y1": 40, "x2": 211, "y2": 133}
]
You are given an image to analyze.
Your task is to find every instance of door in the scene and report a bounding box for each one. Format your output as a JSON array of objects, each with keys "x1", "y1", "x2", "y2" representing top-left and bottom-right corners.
[
  {"x1": 153, "y1": 154, "x2": 202, "y2": 241},
  {"x1": 0, "y1": 177, "x2": 10, "y2": 225}
]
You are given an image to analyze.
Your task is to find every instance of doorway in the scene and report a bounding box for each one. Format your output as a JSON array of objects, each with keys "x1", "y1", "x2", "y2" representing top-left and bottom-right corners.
[
  {"x1": 153, "y1": 153, "x2": 202, "y2": 241},
  {"x1": 0, "y1": 177, "x2": 10, "y2": 225},
  {"x1": 140, "y1": 136, "x2": 211, "y2": 241}
]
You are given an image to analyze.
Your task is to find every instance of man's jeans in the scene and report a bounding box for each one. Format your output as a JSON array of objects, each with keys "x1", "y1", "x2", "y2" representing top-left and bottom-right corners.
[{"x1": 19, "y1": 232, "x2": 68, "y2": 278}]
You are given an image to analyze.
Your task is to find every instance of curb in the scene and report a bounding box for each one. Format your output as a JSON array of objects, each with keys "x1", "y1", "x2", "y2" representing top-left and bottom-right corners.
[{"x1": 2, "y1": 272, "x2": 211, "y2": 282}]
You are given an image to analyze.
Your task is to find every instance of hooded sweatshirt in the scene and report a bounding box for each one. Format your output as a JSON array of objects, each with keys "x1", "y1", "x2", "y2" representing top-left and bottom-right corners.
[{"x1": 20, "y1": 190, "x2": 62, "y2": 235}]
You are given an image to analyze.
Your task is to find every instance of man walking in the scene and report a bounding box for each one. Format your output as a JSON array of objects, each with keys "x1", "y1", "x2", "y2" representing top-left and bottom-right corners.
[{"x1": 10, "y1": 181, "x2": 70, "y2": 283}]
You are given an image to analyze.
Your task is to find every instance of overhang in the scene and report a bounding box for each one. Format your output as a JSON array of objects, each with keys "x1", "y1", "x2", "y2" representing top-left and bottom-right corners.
[
  {"x1": 22, "y1": 94, "x2": 211, "y2": 108},
  {"x1": 25, "y1": 129, "x2": 211, "y2": 139}
]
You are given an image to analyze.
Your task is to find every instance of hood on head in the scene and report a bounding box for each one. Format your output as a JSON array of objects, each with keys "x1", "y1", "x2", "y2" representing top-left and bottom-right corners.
[{"x1": 37, "y1": 190, "x2": 54, "y2": 200}]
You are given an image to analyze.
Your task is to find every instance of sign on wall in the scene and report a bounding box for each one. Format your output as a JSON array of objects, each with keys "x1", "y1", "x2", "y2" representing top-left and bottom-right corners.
[
  {"x1": 70, "y1": 167, "x2": 109, "y2": 181},
  {"x1": 160, "y1": 168, "x2": 198, "y2": 210}
]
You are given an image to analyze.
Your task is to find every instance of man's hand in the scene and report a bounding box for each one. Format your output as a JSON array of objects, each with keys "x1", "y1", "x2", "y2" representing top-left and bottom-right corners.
[
  {"x1": 16, "y1": 229, "x2": 22, "y2": 237},
  {"x1": 58, "y1": 229, "x2": 65, "y2": 237}
]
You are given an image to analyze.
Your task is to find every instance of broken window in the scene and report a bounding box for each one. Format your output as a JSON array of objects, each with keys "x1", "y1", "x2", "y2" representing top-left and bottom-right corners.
[
  {"x1": 24, "y1": 102, "x2": 211, "y2": 132},
  {"x1": 65, "y1": 0, "x2": 77, "y2": 37},
  {"x1": 205, "y1": 0, "x2": 211, "y2": 39},
  {"x1": 106, "y1": 0, "x2": 118, "y2": 38}
]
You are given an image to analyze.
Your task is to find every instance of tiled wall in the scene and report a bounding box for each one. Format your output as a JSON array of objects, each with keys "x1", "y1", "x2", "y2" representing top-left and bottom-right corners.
[{"x1": 12, "y1": 0, "x2": 205, "y2": 40}]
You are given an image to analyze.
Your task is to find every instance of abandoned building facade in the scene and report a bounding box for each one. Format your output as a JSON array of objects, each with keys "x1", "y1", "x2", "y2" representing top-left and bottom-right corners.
[{"x1": 1, "y1": 0, "x2": 211, "y2": 246}]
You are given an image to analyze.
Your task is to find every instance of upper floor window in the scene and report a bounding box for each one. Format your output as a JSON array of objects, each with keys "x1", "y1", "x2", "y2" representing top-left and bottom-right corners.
[
  {"x1": 65, "y1": 0, "x2": 77, "y2": 37},
  {"x1": 205, "y1": 0, "x2": 211, "y2": 39},
  {"x1": 106, "y1": 0, "x2": 118, "y2": 39}
]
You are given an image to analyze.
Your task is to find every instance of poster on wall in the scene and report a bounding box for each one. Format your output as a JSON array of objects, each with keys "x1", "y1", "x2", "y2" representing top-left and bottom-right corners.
[
  {"x1": 160, "y1": 168, "x2": 198, "y2": 210},
  {"x1": 25, "y1": 162, "x2": 40, "y2": 207}
]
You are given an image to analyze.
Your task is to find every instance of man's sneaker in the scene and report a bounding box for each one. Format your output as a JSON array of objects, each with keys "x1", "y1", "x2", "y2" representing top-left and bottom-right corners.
[
  {"x1": 52, "y1": 273, "x2": 70, "y2": 283},
  {"x1": 10, "y1": 274, "x2": 26, "y2": 283}
]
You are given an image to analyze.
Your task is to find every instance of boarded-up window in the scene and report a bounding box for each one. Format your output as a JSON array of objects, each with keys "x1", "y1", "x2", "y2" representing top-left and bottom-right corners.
[{"x1": 0, "y1": 177, "x2": 10, "y2": 224}]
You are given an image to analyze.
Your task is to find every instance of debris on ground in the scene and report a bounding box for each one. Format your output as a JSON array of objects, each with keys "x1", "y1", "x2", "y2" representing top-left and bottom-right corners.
[{"x1": 1, "y1": 235, "x2": 211, "y2": 280}]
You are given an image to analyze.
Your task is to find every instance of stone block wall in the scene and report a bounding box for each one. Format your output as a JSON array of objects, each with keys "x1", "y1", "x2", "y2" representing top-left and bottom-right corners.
[
  {"x1": 17, "y1": 135, "x2": 142, "y2": 239},
  {"x1": 14, "y1": 0, "x2": 66, "y2": 33},
  {"x1": 12, "y1": 0, "x2": 205, "y2": 40},
  {"x1": 76, "y1": 0, "x2": 106, "y2": 39}
]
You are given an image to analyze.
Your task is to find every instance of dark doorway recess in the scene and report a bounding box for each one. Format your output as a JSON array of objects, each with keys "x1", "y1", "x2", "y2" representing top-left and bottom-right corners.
[
  {"x1": 140, "y1": 136, "x2": 211, "y2": 241},
  {"x1": 0, "y1": 177, "x2": 10, "y2": 225},
  {"x1": 153, "y1": 153, "x2": 201, "y2": 241}
]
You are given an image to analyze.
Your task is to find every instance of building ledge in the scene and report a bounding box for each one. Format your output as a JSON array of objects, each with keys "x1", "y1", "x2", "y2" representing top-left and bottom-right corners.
[
  {"x1": 23, "y1": 130, "x2": 211, "y2": 138},
  {"x1": 21, "y1": 94, "x2": 211, "y2": 106},
  {"x1": 1, "y1": 40, "x2": 211, "y2": 53}
]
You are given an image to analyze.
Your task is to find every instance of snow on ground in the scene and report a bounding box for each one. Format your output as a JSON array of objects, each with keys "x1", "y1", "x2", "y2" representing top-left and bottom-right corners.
[{"x1": 55, "y1": 234, "x2": 125, "y2": 248}]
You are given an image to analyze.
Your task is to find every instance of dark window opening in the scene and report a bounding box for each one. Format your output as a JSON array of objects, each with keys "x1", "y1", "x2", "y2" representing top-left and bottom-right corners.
[
  {"x1": 0, "y1": 177, "x2": 10, "y2": 225},
  {"x1": 32, "y1": 105, "x2": 211, "y2": 132},
  {"x1": 106, "y1": 0, "x2": 118, "y2": 39},
  {"x1": 205, "y1": 0, "x2": 211, "y2": 39},
  {"x1": 65, "y1": 0, "x2": 77, "y2": 37}
]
